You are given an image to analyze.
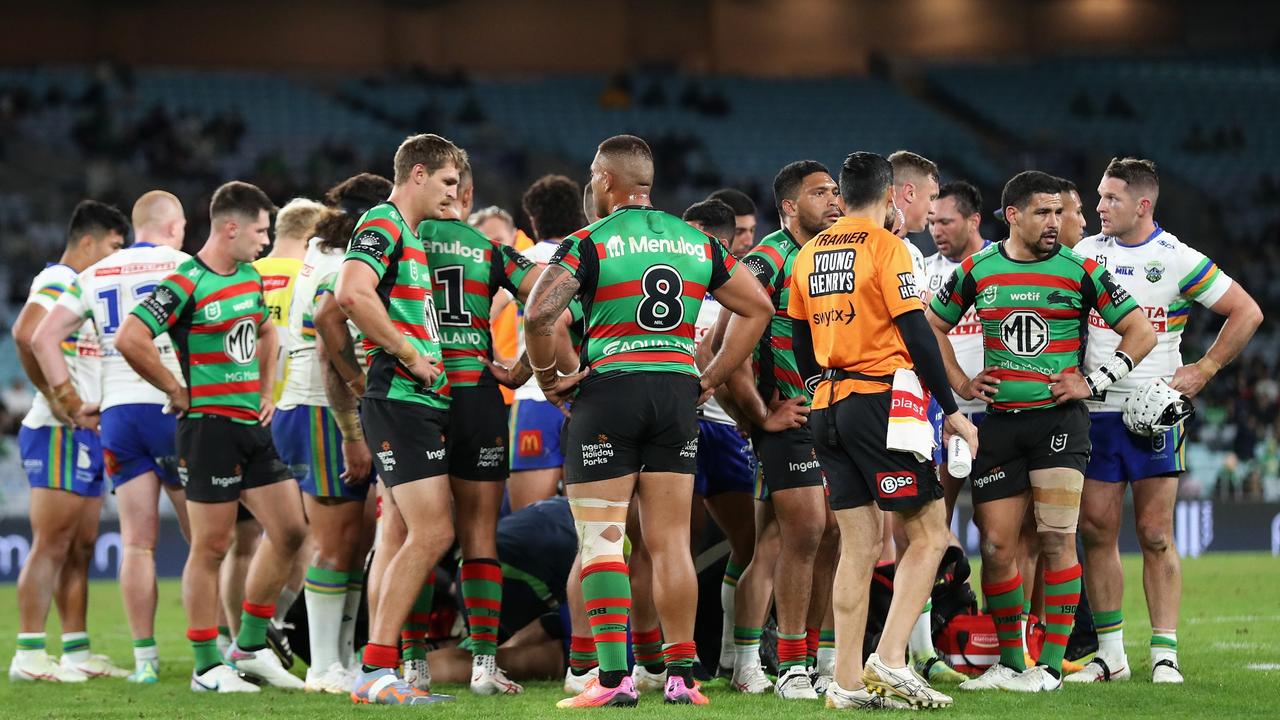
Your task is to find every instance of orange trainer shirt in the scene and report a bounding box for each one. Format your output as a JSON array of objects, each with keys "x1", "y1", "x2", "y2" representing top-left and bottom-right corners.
[{"x1": 786, "y1": 215, "x2": 922, "y2": 409}]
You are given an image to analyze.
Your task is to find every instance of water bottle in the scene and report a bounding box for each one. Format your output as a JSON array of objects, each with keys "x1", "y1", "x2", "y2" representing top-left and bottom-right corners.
[{"x1": 947, "y1": 435, "x2": 972, "y2": 478}]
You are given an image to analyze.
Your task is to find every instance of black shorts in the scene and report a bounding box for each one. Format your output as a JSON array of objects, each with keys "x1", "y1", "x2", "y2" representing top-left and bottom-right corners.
[
  {"x1": 810, "y1": 391, "x2": 942, "y2": 512},
  {"x1": 176, "y1": 416, "x2": 292, "y2": 504},
  {"x1": 360, "y1": 396, "x2": 450, "y2": 488},
  {"x1": 753, "y1": 425, "x2": 824, "y2": 495},
  {"x1": 563, "y1": 373, "x2": 699, "y2": 484},
  {"x1": 969, "y1": 402, "x2": 1091, "y2": 504},
  {"x1": 447, "y1": 384, "x2": 510, "y2": 481}
]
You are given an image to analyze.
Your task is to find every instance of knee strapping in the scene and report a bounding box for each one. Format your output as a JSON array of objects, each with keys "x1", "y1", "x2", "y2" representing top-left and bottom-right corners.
[
  {"x1": 569, "y1": 498, "x2": 629, "y2": 564},
  {"x1": 1032, "y1": 471, "x2": 1085, "y2": 533}
]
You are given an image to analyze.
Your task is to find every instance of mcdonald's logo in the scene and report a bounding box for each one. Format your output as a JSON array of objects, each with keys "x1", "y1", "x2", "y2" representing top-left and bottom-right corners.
[{"x1": 518, "y1": 430, "x2": 543, "y2": 457}]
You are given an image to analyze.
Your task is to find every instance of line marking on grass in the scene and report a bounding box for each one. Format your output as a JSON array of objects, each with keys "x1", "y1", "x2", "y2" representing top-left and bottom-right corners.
[
  {"x1": 1214, "y1": 642, "x2": 1264, "y2": 650},
  {"x1": 1187, "y1": 615, "x2": 1280, "y2": 625},
  {"x1": 1246, "y1": 663, "x2": 1280, "y2": 671}
]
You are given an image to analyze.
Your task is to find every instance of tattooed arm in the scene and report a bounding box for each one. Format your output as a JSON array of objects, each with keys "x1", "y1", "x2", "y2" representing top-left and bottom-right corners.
[
  {"x1": 523, "y1": 264, "x2": 585, "y2": 411},
  {"x1": 315, "y1": 292, "x2": 365, "y2": 397}
]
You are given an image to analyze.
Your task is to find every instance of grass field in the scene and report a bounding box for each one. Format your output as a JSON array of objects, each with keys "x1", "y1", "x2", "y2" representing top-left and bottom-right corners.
[{"x1": 1, "y1": 553, "x2": 1277, "y2": 719}]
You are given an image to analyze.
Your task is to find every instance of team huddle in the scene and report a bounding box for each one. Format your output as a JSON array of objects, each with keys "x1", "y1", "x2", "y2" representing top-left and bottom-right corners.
[{"x1": 7, "y1": 131, "x2": 1261, "y2": 710}]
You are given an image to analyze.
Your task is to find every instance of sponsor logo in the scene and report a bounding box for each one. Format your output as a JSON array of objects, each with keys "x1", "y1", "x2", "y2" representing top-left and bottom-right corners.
[
  {"x1": 812, "y1": 301, "x2": 855, "y2": 326},
  {"x1": 981, "y1": 284, "x2": 998, "y2": 305},
  {"x1": 804, "y1": 374, "x2": 822, "y2": 395},
  {"x1": 377, "y1": 440, "x2": 396, "y2": 471},
  {"x1": 233, "y1": 298, "x2": 255, "y2": 312},
  {"x1": 1047, "y1": 290, "x2": 1073, "y2": 306},
  {"x1": 891, "y1": 394, "x2": 926, "y2": 418},
  {"x1": 23, "y1": 458, "x2": 44, "y2": 474},
  {"x1": 973, "y1": 467, "x2": 1006, "y2": 489},
  {"x1": 353, "y1": 231, "x2": 386, "y2": 262},
  {"x1": 94, "y1": 261, "x2": 177, "y2": 277},
  {"x1": 1116, "y1": 265, "x2": 1135, "y2": 276},
  {"x1": 1145, "y1": 260, "x2": 1165, "y2": 283},
  {"x1": 76, "y1": 442, "x2": 92, "y2": 470},
  {"x1": 177, "y1": 458, "x2": 189, "y2": 485},
  {"x1": 679, "y1": 437, "x2": 698, "y2": 459},
  {"x1": 222, "y1": 370, "x2": 257, "y2": 383},
  {"x1": 423, "y1": 447, "x2": 446, "y2": 461},
  {"x1": 261, "y1": 275, "x2": 290, "y2": 292},
  {"x1": 603, "y1": 235, "x2": 708, "y2": 262},
  {"x1": 430, "y1": 239, "x2": 487, "y2": 263},
  {"x1": 517, "y1": 430, "x2": 544, "y2": 457},
  {"x1": 478, "y1": 441, "x2": 506, "y2": 469},
  {"x1": 807, "y1": 249, "x2": 856, "y2": 297},
  {"x1": 601, "y1": 337, "x2": 666, "y2": 356},
  {"x1": 742, "y1": 254, "x2": 771, "y2": 282},
  {"x1": 897, "y1": 272, "x2": 918, "y2": 300},
  {"x1": 103, "y1": 448, "x2": 120, "y2": 477},
  {"x1": 223, "y1": 317, "x2": 258, "y2": 365},
  {"x1": 141, "y1": 286, "x2": 178, "y2": 323},
  {"x1": 789, "y1": 459, "x2": 821, "y2": 474},
  {"x1": 581, "y1": 434, "x2": 614, "y2": 467},
  {"x1": 212, "y1": 464, "x2": 243, "y2": 488},
  {"x1": 999, "y1": 311, "x2": 1048, "y2": 357},
  {"x1": 1050, "y1": 433, "x2": 1068, "y2": 452},
  {"x1": 876, "y1": 471, "x2": 918, "y2": 498},
  {"x1": 1008, "y1": 290, "x2": 1040, "y2": 302}
]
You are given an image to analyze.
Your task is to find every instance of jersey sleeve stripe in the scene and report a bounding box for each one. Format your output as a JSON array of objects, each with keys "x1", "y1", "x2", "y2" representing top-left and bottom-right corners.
[
  {"x1": 1179, "y1": 260, "x2": 1220, "y2": 298},
  {"x1": 356, "y1": 218, "x2": 402, "y2": 241},
  {"x1": 193, "y1": 281, "x2": 260, "y2": 310}
]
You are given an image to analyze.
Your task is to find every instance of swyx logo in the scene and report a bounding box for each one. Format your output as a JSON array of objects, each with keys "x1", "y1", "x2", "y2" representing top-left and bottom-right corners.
[
  {"x1": 813, "y1": 300, "x2": 855, "y2": 326},
  {"x1": 1050, "y1": 433, "x2": 1068, "y2": 452},
  {"x1": 603, "y1": 235, "x2": 708, "y2": 262},
  {"x1": 876, "y1": 471, "x2": 917, "y2": 498}
]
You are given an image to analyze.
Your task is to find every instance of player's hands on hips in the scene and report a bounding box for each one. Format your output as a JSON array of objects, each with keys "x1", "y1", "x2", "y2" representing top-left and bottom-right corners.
[
  {"x1": 341, "y1": 438, "x2": 373, "y2": 486},
  {"x1": 258, "y1": 394, "x2": 275, "y2": 425},
  {"x1": 537, "y1": 366, "x2": 588, "y2": 416},
  {"x1": 762, "y1": 391, "x2": 810, "y2": 432},
  {"x1": 404, "y1": 353, "x2": 443, "y2": 386},
  {"x1": 164, "y1": 385, "x2": 190, "y2": 416},
  {"x1": 942, "y1": 411, "x2": 979, "y2": 457},
  {"x1": 1169, "y1": 363, "x2": 1211, "y2": 398},
  {"x1": 961, "y1": 366, "x2": 1001, "y2": 403},
  {"x1": 71, "y1": 402, "x2": 101, "y2": 432},
  {"x1": 482, "y1": 355, "x2": 532, "y2": 389},
  {"x1": 1048, "y1": 369, "x2": 1091, "y2": 402}
]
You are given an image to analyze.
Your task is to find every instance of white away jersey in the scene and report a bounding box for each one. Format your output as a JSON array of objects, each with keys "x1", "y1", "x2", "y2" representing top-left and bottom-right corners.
[
  {"x1": 279, "y1": 237, "x2": 362, "y2": 409},
  {"x1": 514, "y1": 240, "x2": 563, "y2": 402},
  {"x1": 23, "y1": 264, "x2": 102, "y2": 427},
  {"x1": 1079, "y1": 227, "x2": 1232, "y2": 410},
  {"x1": 56, "y1": 245, "x2": 187, "y2": 411},
  {"x1": 924, "y1": 246, "x2": 988, "y2": 414},
  {"x1": 693, "y1": 293, "x2": 732, "y2": 425}
]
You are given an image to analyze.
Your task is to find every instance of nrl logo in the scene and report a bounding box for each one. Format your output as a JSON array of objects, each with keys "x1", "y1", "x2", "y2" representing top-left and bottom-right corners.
[
  {"x1": 1050, "y1": 433, "x2": 1067, "y2": 452},
  {"x1": 981, "y1": 284, "x2": 999, "y2": 305},
  {"x1": 204, "y1": 302, "x2": 222, "y2": 321},
  {"x1": 1144, "y1": 260, "x2": 1165, "y2": 283}
]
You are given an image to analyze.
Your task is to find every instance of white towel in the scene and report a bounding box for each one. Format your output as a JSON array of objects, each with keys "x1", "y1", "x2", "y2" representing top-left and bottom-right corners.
[{"x1": 886, "y1": 368, "x2": 935, "y2": 463}]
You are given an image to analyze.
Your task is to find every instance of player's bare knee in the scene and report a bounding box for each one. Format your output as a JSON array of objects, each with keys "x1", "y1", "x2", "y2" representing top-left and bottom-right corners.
[
  {"x1": 1136, "y1": 520, "x2": 1171, "y2": 554},
  {"x1": 980, "y1": 536, "x2": 1014, "y2": 567}
]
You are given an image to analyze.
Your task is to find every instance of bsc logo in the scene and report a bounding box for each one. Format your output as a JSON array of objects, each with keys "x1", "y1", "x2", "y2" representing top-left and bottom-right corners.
[{"x1": 876, "y1": 472, "x2": 917, "y2": 498}]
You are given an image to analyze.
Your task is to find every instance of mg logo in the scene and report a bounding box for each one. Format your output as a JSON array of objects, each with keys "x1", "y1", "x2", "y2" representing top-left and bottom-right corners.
[
  {"x1": 999, "y1": 311, "x2": 1048, "y2": 357},
  {"x1": 605, "y1": 235, "x2": 625, "y2": 258},
  {"x1": 224, "y1": 317, "x2": 258, "y2": 365}
]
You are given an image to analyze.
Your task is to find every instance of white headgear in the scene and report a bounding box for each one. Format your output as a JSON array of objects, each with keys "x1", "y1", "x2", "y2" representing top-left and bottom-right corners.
[{"x1": 1122, "y1": 379, "x2": 1194, "y2": 437}]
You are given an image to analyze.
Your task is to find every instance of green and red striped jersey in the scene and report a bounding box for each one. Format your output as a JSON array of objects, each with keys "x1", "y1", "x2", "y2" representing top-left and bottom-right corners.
[
  {"x1": 130, "y1": 257, "x2": 268, "y2": 423},
  {"x1": 929, "y1": 242, "x2": 1139, "y2": 411},
  {"x1": 423, "y1": 219, "x2": 535, "y2": 389},
  {"x1": 550, "y1": 206, "x2": 737, "y2": 377},
  {"x1": 742, "y1": 229, "x2": 818, "y2": 403},
  {"x1": 343, "y1": 202, "x2": 449, "y2": 409}
]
